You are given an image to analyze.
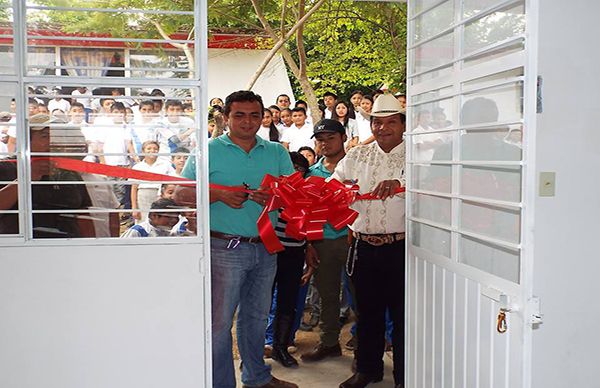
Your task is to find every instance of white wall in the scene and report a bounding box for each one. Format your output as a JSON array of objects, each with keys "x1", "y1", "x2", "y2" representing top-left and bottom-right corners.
[
  {"x1": 532, "y1": 1, "x2": 600, "y2": 387},
  {"x1": 0, "y1": 245, "x2": 208, "y2": 388},
  {"x1": 208, "y1": 48, "x2": 295, "y2": 107}
]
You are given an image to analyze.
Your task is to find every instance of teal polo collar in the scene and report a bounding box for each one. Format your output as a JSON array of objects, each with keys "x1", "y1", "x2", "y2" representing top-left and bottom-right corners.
[{"x1": 218, "y1": 133, "x2": 267, "y2": 151}]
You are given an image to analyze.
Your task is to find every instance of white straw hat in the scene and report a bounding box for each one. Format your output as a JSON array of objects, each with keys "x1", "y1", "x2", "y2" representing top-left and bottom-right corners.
[{"x1": 368, "y1": 93, "x2": 405, "y2": 118}]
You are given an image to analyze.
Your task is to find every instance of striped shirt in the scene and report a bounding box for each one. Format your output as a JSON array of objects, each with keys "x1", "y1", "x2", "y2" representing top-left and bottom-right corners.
[{"x1": 274, "y1": 213, "x2": 305, "y2": 248}]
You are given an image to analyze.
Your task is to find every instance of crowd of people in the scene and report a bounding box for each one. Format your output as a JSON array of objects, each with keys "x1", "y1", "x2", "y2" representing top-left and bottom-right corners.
[{"x1": 0, "y1": 85, "x2": 409, "y2": 388}]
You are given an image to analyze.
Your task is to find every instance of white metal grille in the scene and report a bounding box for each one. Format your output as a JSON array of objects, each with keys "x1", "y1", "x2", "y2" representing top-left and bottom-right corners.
[{"x1": 0, "y1": 0, "x2": 209, "y2": 246}]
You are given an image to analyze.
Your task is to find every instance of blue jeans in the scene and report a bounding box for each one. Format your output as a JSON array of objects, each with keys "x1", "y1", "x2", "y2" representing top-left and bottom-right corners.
[
  {"x1": 211, "y1": 237, "x2": 277, "y2": 388},
  {"x1": 265, "y1": 282, "x2": 309, "y2": 346}
]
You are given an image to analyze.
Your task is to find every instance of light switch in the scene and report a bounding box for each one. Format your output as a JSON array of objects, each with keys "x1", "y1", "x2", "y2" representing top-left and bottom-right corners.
[{"x1": 539, "y1": 172, "x2": 555, "y2": 197}]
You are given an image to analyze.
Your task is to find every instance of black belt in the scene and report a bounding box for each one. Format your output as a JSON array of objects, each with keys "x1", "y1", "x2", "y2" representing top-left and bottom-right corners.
[{"x1": 210, "y1": 231, "x2": 261, "y2": 244}]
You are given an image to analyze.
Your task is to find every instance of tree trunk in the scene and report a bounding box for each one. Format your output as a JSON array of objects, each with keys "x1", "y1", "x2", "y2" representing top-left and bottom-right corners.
[{"x1": 249, "y1": 0, "x2": 324, "y2": 123}]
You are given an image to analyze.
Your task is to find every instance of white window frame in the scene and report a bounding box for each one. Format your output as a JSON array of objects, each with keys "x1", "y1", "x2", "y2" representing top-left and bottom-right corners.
[{"x1": 1, "y1": 0, "x2": 209, "y2": 247}]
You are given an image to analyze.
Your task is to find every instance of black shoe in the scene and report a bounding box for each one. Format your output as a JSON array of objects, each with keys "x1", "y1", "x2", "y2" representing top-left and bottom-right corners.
[
  {"x1": 301, "y1": 343, "x2": 342, "y2": 362},
  {"x1": 339, "y1": 372, "x2": 383, "y2": 388},
  {"x1": 272, "y1": 314, "x2": 298, "y2": 368},
  {"x1": 272, "y1": 345, "x2": 298, "y2": 368}
]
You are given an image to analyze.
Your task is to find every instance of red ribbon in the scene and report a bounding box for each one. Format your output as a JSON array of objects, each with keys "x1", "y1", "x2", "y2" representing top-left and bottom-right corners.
[
  {"x1": 252, "y1": 172, "x2": 405, "y2": 254},
  {"x1": 15, "y1": 157, "x2": 404, "y2": 254}
]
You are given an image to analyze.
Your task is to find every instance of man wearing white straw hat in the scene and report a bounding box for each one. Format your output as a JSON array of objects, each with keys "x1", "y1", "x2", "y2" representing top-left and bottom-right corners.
[{"x1": 331, "y1": 93, "x2": 406, "y2": 388}]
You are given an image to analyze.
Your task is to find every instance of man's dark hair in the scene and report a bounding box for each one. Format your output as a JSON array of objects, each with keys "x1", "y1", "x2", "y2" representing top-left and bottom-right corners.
[
  {"x1": 224, "y1": 90, "x2": 264, "y2": 116},
  {"x1": 28, "y1": 98, "x2": 38, "y2": 106},
  {"x1": 111, "y1": 102, "x2": 126, "y2": 112},
  {"x1": 139, "y1": 100, "x2": 154, "y2": 109},
  {"x1": 165, "y1": 99, "x2": 183, "y2": 110},
  {"x1": 70, "y1": 102, "x2": 85, "y2": 110},
  {"x1": 182, "y1": 103, "x2": 193, "y2": 111},
  {"x1": 291, "y1": 107, "x2": 306, "y2": 115},
  {"x1": 295, "y1": 100, "x2": 307, "y2": 108},
  {"x1": 323, "y1": 91, "x2": 337, "y2": 99},
  {"x1": 277, "y1": 94, "x2": 290, "y2": 102}
]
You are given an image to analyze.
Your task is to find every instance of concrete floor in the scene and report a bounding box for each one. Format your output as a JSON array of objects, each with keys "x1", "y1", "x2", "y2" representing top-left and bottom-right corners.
[{"x1": 234, "y1": 322, "x2": 397, "y2": 387}]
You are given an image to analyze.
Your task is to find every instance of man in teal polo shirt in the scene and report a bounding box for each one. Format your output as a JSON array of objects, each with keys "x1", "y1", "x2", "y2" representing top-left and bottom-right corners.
[
  {"x1": 181, "y1": 90, "x2": 296, "y2": 388},
  {"x1": 301, "y1": 119, "x2": 350, "y2": 363}
]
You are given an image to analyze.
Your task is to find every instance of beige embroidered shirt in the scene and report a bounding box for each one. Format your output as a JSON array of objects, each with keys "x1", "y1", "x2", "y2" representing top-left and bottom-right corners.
[{"x1": 331, "y1": 141, "x2": 406, "y2": 234}]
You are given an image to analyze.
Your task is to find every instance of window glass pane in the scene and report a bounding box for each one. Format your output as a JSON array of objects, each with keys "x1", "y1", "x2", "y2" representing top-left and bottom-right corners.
[
  {"x1": 0, "y1": 83, "x2": 19, "y2": 235},
  {"x1": 412, "y1": 164, "x2": 452, "y2": 193},
  {"x1": 463, "y1": 40, "x2": 524, "y2": 68},
  {"x1": 27, "y1": 47, "x2": 57, "y2": 76},
  {"x1": 411, "y1": 221, "x2": 451, "y2": 258},
  {"x1": 462, "y1": 3, "x2": 525, "y2": 55},
  {"x1": 463, "y1": 0, "x2": 503, "y2": 18},
  {"x1": 460, "y1": 200, "x2": 520, "y2": 244},
  {"x1": 412, "y1": 97, "x2": 454, "y2": 131},
  {"x1": 412, "y1": 0, "x2": 454, "y2": 44},
  {"x1": 412, "y1": 32, "x2": 454, "y2": 75},
  {"x1": 130, "y1": 49, "x2": 190, "y2": 79},
  {"x1": 0, "y1": 0, "x2": 14, "y2": 75},
  {"x1": 459, "y1": 235, "x2": 520, "y2": 283},
  {"x1": 26, "y1": 6, "x2": 194, "y2": 79},
  {"x1": 412, "y1": 0, "x2": 445, "y2": 15},
  {"x1": 462, "y1": 68, "x2": 523, "y2": 91},
  {"x1": 411, "y1": 97, "x2": 454, "y2": 162},
  {"x1": 460, "y1": 165, "x2": 521, "y2": 202},
  {"x1": 460, "y1": 82, "x2": 523, "y2": 126},
  {"x1": 410, "y1": 65, "x2": 453, "y2": 85},
  {"x1": 412, "y1": 86, "x2": 453, "y2": 104},
  {"x1": 460, "y1": 125, "x2": 522, "y2": 161},
  {"x1": 26, "y1": 85, "x2": 199, "y2": 239},
  {"x1": 411, "y1": 193, "x2": 451, "y2": 226}
]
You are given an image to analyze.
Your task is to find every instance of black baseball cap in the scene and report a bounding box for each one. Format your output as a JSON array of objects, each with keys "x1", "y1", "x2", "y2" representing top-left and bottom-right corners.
[{"x1": 311, "y1": 119, "x2": 345, "y2": 138}]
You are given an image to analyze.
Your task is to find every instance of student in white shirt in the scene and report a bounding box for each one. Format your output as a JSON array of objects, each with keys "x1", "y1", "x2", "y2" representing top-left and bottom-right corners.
[
  {"x1": 350, "y1": 90, "x2": 364, "y2": 114},
  {"x1": 120, "y1": 198, "x2": 180, "y2": 238},
  {"x1": 322, "y1": 91, "x2": 337, "y2": 119},
  {"x1": 48, "y1": 87, "x2": 71, "y2": 114},
  {"x1": 279, "y1": 108, "x2": 293, "y2": 130},
  {"x1": 269, "y1": 105, "x2": 282, "y2": 128},
  {"x1": 130, "y1": 100, "x2": 160, "y2": 155},
  {"x1": 257, "y1": 108, "x2": 281, "y2": 142},
  {"x1": 280, "y1": 107, "x2": 314, "y2": 152},
  {"x1": 155, "y1": 100, "x2": 195, "y2": 157},
  {"x1": 356, "y1": 95, "x2": 375, "y2": 145},
  {"x1": 130, "y1": 140, "x2": 176, "y2": 223},
  {"x1": 331, "y1": 101, "x2": 359, "y2": 151}
]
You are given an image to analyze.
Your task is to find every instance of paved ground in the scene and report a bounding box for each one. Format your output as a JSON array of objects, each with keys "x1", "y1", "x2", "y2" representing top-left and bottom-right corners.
[{"x1": 234, "y1": 318, "x2": 396, "y2": 388}]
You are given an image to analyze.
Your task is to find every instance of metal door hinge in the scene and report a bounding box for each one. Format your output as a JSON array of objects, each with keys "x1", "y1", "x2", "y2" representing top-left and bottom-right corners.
[{"x1": 529, "y1": 296, "x2": 543, "y2": 325}]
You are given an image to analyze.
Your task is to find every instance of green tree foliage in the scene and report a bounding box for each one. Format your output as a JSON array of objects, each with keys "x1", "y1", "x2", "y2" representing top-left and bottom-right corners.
[{"x1": 300, "y1": 1, "x2": 407, "y2": 100}]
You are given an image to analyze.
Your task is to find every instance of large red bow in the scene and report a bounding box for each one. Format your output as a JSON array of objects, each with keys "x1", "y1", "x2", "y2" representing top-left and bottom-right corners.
[{"x1": 256, "y1": 171, "x2": 404, "y2": 254}]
